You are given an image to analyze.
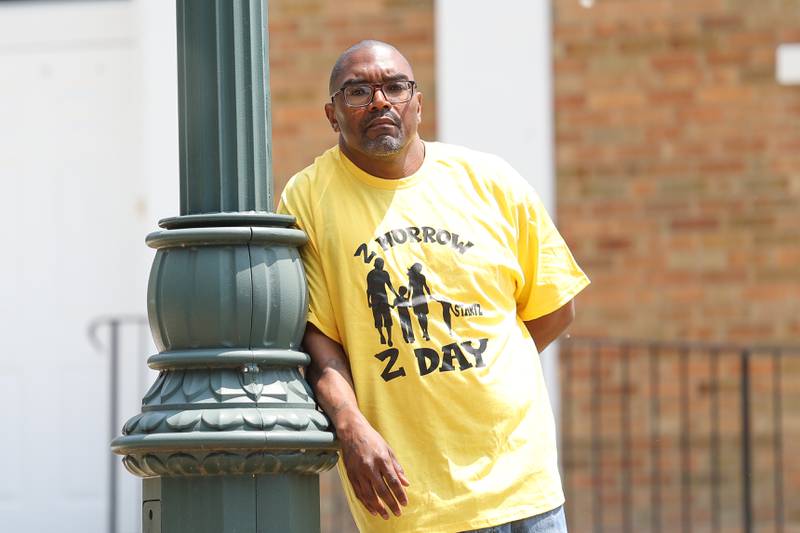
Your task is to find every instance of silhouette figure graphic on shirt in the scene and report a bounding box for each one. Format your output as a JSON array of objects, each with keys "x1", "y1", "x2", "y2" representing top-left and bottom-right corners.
[
  {"x1": 366, "y1": 258, "x2": 398, "y2": 346},
  {"x1": 407, "y1": 262, "x2": 432, "y2": 341},
  {"x1": 435, "y1": 298, "x2": 454, "y2": 335},
  {"x1": 393, "y1": 286, "x2": 415, "y2": 343}
]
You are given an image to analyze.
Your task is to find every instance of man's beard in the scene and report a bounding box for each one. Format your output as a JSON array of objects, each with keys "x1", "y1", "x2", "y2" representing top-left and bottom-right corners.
[
  {"x1": 362, "y1": 132, "x2": 404, "y2": 155},
  {"x1": 360, "y1": 111, "x2": 404, "y2": 156}
]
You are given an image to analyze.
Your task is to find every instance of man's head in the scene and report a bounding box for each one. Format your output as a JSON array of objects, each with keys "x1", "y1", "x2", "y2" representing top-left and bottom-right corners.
[{"x1": 325, "y1": 40, "x2": 423, "y2": 160}]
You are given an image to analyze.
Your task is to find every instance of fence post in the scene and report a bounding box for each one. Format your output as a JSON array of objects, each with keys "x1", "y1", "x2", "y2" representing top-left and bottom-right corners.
[{"x1": 740, "y1": 349, "x2": 753, "y2": 533}]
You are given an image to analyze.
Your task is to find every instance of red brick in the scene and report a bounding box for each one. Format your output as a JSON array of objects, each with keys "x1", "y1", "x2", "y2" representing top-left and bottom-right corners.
[
  {"x1": 651, "y1": 51, "x2": 700, "y2": 70},
  {"x1": 700, "y1": 14, "x2": 744, "y2": 31},
  {"x1": 555, "y1": 1, "x2": 800, "y2": 523}
]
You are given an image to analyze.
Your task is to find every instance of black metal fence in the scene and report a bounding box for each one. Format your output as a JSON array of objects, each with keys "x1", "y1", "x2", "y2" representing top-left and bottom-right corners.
[{"x1": 560, "y1": 338, "x2": 800, "y2": 533}]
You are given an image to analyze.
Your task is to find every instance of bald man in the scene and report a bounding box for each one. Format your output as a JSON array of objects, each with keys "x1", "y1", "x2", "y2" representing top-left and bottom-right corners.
[{"x1": 278, "y1": 40, "x2": 589, "y2": 533}]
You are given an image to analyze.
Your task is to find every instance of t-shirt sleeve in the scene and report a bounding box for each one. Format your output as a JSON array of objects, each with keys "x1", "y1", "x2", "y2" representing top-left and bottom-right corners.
[
  {"x1": 277, "y1": 180, "x2": 342, "y2": 344},
  {"x1": 513, "y1": 184, "x2": 590, "y2": 322}
]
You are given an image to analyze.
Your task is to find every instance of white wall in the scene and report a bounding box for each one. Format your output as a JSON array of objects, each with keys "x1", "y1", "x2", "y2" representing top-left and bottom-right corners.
[
  {"x1": 137, "y1": 0, "x2": 180, "y2": 226},
  {"x1": 435, "y1": 0, "x2": 561, "y2": 413},
  {"x1": 0, "y1": 1, "x2": 177, "y2": 531}
]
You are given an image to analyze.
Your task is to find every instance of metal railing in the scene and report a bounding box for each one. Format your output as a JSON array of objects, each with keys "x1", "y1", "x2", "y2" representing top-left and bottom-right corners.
[
  {"x1": 87, "y1": 315, "x2": 357, "y2": 533},
  {"x1": 88, "y1": 315, "x2": 151, "y2": 533},
  {"x1": 560, "y1": 338, "x2": 799, "y2": 533}
]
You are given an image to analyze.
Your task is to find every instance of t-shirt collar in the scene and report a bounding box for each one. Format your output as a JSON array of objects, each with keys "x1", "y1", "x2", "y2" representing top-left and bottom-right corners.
[{"x1": 336, "y1": 141, "x2": 434, "y2": 190}]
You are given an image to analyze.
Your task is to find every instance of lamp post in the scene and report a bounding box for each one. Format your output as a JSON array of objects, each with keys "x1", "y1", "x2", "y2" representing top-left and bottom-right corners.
[{"x1": 111, "y1": 1, "x2": 337, "y2": 531}]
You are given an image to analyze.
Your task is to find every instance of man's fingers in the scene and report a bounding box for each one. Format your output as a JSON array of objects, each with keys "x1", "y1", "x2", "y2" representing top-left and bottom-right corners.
[
  {"x1": 391, "y1": 458, "x2": 410, "y2": 487},
  {"x1": 389, "y1": 450, "x2": 411, "y2": 487},
  {"x1": 362, "y1": 481, "x2": 389, "y2": 519},
  {"x1": 352, "y1": 470, "x2": 388, "y2": 519},
  {"x1": 350, "y1": 475, "x2": 382, "y2": 517},
  {"x1": 384, "y1": 468, "x2": 408, "y2": 507},
  {"x1": 350, "y1": 478, "x2": 375, "y2": 516},
  {"x1": 344, "y1": 440, "x2": 408, "y2": 520},
  {"x1": 372, "y1": 472, "x2": 401, "y2": 517}
]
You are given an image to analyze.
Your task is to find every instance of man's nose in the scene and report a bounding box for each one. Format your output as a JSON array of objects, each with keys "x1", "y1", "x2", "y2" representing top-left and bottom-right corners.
[{"x1": 369, "y1": 87, "x2": 391, "y2": 111}]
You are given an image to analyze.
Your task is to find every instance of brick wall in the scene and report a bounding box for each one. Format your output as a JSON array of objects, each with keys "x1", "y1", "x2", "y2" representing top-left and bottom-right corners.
[
  {"x1": 554, "y1": 2, "x2": 800, "y2": 531},
  {"x1": 554, "y1": 0, "x2": 800, "y2": 344},
  {"x1": 267, "y1": 2, "x2": 435, "y2": 531},
  {"x1": 268, "y1": 0, "x2": 436, "y2": 203}
]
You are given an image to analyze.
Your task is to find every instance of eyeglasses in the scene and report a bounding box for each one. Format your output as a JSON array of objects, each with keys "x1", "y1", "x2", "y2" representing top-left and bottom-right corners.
[{"x1": 330, "y1": 80, "x2": 416, "y2": 107}]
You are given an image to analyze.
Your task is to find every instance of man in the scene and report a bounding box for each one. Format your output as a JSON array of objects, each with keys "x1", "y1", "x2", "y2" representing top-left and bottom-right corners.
[{"x1": 278, "y1": 40, "x2": 589, "y2": 533}]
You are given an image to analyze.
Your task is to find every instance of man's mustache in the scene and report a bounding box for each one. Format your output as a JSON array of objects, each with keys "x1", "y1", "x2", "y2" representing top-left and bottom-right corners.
[{"x1": 361, "y1": 111, "x2": 401, "y2": 129}]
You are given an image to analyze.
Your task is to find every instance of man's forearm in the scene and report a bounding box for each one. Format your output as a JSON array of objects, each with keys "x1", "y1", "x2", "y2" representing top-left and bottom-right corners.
[
  {"x1": 302, "y1": 323, "x2": 410, "y2": 518},
  {"x1": 302, "y1": 324, "x2": 369, "y2": 438},
  {"x1": 307, "y1": 361, "x2": 367, "y2": 437}
]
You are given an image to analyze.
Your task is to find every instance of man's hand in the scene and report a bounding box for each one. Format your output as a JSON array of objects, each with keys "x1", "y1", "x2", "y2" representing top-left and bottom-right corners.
[
  {"x1": 302, "y1": 323, "x2": 410, "y2": 519},
  {"x1": 338, "y1": 417, "x2": 409, "y2": 520}
]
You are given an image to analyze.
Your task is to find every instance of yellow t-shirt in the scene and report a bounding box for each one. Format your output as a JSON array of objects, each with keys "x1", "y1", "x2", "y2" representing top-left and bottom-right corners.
[{"x1": 278, "y1": 142, "x2": 590, "y2": 533}]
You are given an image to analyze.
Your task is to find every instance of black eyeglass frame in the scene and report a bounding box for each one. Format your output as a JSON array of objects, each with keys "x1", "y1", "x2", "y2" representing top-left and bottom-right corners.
[{"x1": 330, "y1": 80, "x2": 417, "y2": 108}]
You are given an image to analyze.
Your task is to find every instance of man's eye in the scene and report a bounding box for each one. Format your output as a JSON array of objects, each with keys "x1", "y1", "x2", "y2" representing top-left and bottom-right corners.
[
  {"x1": 347, "y1": 86, "x2": 370, "y2": 97},
  {"x1": 384, "y1": 82, "x2": 406, "y2": 94}
]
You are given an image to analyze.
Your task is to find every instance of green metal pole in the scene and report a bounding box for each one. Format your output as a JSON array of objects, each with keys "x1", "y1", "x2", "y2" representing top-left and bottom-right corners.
[{"x1": 111, "y1": 1, "x2": 337, "y2": 532}]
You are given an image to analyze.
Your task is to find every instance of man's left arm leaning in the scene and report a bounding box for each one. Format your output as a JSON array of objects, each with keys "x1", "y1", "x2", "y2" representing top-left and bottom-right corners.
[
  {"x1": 523, "y1": 298, "x2": 576, "y2": 353},
  {"x1": 302, "y1": 323, "x2": 410, "y2": 520}
]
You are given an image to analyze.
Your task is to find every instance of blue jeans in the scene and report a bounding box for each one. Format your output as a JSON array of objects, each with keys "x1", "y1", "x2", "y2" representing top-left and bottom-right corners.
[{"x1": 461, "y1": 506, "x2": 568, "y2": 533}]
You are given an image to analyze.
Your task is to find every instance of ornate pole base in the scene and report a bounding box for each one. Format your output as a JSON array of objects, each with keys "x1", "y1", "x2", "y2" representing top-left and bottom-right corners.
[{"x1": 112, "y1": 214, "x2": 338, "y2": 533}]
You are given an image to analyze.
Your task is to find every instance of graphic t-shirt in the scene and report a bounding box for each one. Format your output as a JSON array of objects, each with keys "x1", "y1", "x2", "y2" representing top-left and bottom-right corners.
[{"x1": 278, "y1": 142, "x2": 590, "y2": 533}]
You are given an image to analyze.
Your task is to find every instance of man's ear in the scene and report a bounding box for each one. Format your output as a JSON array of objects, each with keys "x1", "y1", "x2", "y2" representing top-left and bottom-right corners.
[
  {"x1": 324, "y1": 103, "x2": 339, "y2": 132},
  {"x1": 415, "y1": 91, "x2": 423, "y2": 123}
]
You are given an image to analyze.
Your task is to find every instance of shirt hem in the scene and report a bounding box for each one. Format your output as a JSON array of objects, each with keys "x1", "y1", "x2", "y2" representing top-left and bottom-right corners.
[{"x1": 373, "y1": 498, "x2": 566, "y2": 533}]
